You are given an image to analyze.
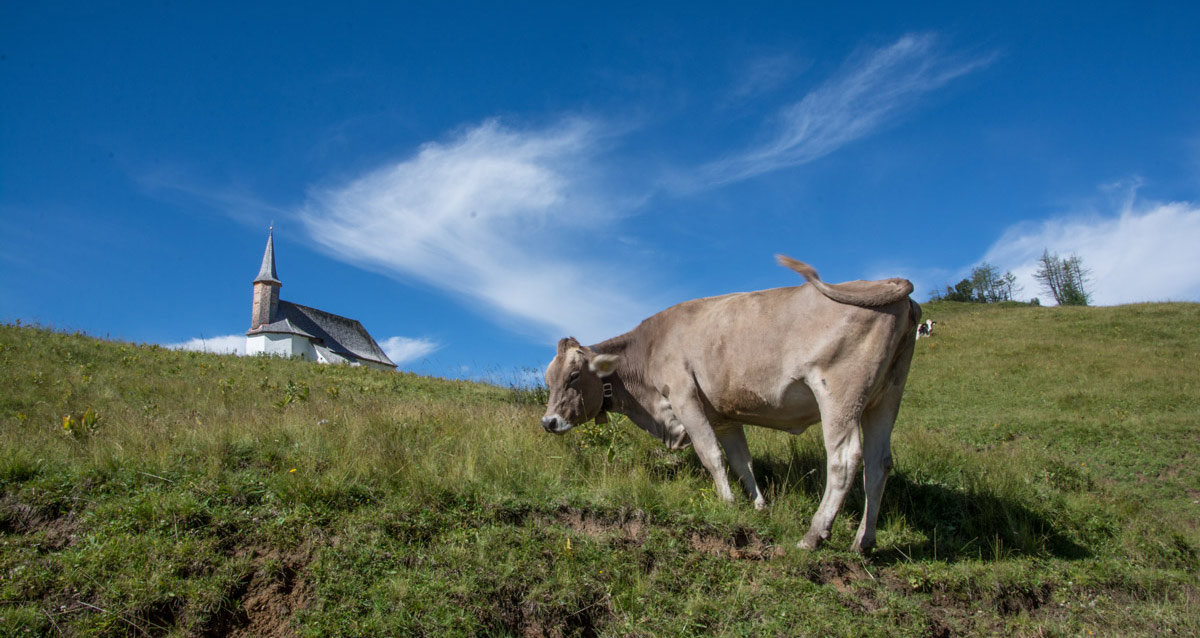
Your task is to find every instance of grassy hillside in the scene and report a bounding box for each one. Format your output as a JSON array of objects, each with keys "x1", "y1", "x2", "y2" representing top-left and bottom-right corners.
[{"x1": 1, "y1": 302, "x2": 1198, "y2": 637}]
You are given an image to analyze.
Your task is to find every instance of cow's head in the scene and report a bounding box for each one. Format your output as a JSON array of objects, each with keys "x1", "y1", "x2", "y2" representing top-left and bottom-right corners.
[{"x1": 541, "y1": 337, "x2": 619, "y2": 434}]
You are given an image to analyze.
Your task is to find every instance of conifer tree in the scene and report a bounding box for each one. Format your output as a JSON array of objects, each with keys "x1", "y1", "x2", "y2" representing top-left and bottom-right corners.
[{"x1": 1033, "y1": 250, "x2": 1092, "y2": 306}]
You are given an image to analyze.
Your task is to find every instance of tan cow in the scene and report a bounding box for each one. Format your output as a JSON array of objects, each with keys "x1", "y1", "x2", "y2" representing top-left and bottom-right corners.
[{"x1": 541, "y1": 256, "x2": 920, "y2": 553}]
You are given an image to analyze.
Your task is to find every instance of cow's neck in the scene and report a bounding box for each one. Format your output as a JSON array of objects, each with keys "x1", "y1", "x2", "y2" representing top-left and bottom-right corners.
[
  {"x1": 589, "y1": 335, "x2": 661, "y2": 436},
  {"x1": 598, "y1": 372, "x2": 661, "y2": 437}
]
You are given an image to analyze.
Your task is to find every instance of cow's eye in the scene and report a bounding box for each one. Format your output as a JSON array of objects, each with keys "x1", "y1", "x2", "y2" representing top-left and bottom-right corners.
[{"x1": 568, "y1": 371, "x2": 580, "y2": 384}]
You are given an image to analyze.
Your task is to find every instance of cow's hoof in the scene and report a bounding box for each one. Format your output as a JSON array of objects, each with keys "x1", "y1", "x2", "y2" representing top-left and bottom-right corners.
[
  {"x1": 851, "y1": 541, "x2": 875, "y2": 556},
  {"x1": 798, "y1": 532, "x2": 825, "y2": 551},
  {"x1": 753, "y1": 499, "x2": 768, "y2": 511}
]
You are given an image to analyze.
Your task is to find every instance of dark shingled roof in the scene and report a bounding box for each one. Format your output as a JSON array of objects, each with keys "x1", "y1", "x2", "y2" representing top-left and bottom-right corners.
[
  {"x1": 246, "y1": 300, "x2": 395, "y2": 367},
  {"x1": 313, "y1": 344, "x2": 350, "y2": 364},
  {"x1": 245, "y1": 316, "x2": 316, "y2": 340}
]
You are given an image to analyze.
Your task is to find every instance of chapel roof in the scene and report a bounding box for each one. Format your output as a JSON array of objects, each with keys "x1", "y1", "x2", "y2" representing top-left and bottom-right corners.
[
  {"x1": 246, "y1": 300, "x2": 395, "y2": 368},
  {"x1": 253, "y1": 227, "x2": 282, "y2": 285}
]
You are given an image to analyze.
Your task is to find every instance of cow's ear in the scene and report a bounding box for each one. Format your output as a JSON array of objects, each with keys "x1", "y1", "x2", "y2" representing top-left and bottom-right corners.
[
  {"x1": 589, "y1": 354, "x2": 620, "y2": 378},
  {"x1": 557, "y1": 337, "x2": 581, "y2": 355}
]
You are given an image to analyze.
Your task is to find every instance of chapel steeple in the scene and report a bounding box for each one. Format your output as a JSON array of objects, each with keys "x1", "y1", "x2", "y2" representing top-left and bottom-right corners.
[{"x1": 250, "y1": 226, "x2": 282, "y2": 329}]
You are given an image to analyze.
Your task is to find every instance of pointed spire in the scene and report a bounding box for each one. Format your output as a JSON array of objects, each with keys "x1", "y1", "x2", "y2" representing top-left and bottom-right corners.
[{"x1": 254, "y1": 225, "x2": 282, "y2": 285}]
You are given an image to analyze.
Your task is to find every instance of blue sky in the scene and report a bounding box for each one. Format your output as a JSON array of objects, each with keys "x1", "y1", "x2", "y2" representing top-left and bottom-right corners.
[{"x1": 3, "y1": 2, "x2": 1199, "y2": 378}]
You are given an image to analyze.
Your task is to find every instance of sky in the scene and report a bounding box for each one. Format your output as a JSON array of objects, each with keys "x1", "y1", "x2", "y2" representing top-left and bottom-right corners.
[{"x1": 3, "y1": 2, "x2": 1199, "y2": 379}]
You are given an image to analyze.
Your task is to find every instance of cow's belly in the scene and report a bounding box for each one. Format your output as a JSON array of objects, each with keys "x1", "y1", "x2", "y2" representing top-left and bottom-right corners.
[{"x1": 713, "y1": 379, "x2": 821, "y2": 431}]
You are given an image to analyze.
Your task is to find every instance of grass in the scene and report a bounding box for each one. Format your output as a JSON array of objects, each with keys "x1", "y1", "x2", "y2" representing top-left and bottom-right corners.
[{"x1": 1, "y1": 301, "x2": 1198, "y2": 636}]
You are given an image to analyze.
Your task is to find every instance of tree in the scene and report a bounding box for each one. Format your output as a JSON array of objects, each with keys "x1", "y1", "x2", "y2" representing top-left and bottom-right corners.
[
  {"x1": 933, "y1": 263, "x2": 1022, "y2": 303},
  {"x1": 969, "y1": 262, "x2": 1022, "y2": 303},
  {"x1": 1033, "y1": 250, "x2": 1092, "y2": 306},
  {"x1": 941, "y1": 278, "x2": 976, "y2": 302},
  {"x1": 1000, "y1": 270, "x2": 1020, "y2": 301}
]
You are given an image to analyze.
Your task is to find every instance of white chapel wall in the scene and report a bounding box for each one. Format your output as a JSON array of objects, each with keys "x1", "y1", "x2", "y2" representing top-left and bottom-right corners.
[
  {"x1": 246, "y1": 333, "x2": 318, "y2": 361},
  {"x1": 246, "y1": 334, "x2": 391, "y2": 369}
]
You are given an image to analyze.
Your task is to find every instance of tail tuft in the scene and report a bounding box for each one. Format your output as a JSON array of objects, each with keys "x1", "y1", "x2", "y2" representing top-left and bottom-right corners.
[{"x1": 775, "y1": 255, "x2": 821, "y2": 282}]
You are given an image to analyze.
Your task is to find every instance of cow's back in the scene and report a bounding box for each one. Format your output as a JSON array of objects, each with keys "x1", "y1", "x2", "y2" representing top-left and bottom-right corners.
[{"x1": 635, "y1": 283, "x2": 915, "y2": 427}]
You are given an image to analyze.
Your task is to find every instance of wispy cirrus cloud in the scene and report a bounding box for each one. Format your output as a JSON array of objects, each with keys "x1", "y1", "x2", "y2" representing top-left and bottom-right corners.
[
  {"x1": 981, "y1": 190, "x2": 1200, "y2": 305},
  {"x1": 699, "y1": 33, "x2": 993, "y2": 187},
  {"x1": 724, "y1": 53, "x2": 806, "y2": 105},
  {"x1": 134, "y1": 166, "x2": 287, "y2": 229},
  {"x1": 300, "y1": 119, "x2": 657, "y2": 344}
]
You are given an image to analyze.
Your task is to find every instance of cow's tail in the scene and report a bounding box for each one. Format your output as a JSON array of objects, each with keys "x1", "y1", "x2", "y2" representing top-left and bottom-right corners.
[{"x1": 776, "y1": 255, "x2": 914, "y2": 307}]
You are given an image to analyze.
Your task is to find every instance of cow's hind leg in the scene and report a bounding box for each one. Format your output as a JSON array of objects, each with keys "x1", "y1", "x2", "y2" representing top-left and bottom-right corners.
[
  {"x1": 852, "y1": 397, "x2": 899, "y2": 554},
  {"x1": 799, "y1": 402, "x2": 863, "y2": 551},
  {"x1": 716, "y1": 425, "x2": 766, "y2": 510},
  {"x1": 853, "y1": 336, "x2": 915, "y2": 554}
]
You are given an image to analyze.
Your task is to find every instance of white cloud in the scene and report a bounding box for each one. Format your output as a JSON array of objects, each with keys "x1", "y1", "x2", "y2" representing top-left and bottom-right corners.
[
  {"x1": 700, "y1": 33, "x2": 993, "y2": 186},
  {"x1": 165, "y1": 333, "x2": 442, "y2": 365},
  {"x1": 300, "y1": 119, "x2": 657, "y2": 344},
  {"x1": 982, "y1": 199, "x2": 1200, "y2": 305},
  {"x1": 379, "y1": 336, "x2": 440, "y2": 365},
  {"x1": 165, "y1": 334, "x2": 246, "y2": 355}
]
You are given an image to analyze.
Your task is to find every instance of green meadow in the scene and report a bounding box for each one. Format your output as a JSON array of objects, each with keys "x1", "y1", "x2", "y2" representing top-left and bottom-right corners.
[{"x1": 1, "y1": 301, "x2": 1197, "y2": 636}]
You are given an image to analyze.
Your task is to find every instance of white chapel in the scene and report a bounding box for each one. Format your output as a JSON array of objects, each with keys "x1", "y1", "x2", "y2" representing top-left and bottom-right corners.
[{"x1": 244, "y1": 229, "x2": 396, "y2": 370}]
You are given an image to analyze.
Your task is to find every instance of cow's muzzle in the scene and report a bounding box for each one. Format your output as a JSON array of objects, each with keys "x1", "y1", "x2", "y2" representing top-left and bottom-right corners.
[{"x1": 541, "y1": 415, "x2": 572, "y2": 434}]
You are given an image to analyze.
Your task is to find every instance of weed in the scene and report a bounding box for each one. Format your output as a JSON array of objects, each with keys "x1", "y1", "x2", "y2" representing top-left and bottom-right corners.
[
  {"x1": 60, "y1": 407, "x2": 101, "y2": 438},
  {"x1": 273, "y1": 380, "x2": 309, "y2": 409}
]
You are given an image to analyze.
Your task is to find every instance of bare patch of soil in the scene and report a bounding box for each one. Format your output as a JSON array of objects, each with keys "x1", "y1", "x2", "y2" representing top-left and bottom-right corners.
[
  {"x1": 0, "y1": 494, "x2": 77, "y2": 550},
  {"x1": 806, "y1": 558, "x2": 871, "y2": 593},
  {"x1": 554, "y1": 507, "x2": 646, "y2": 544},
  {"x1": 204, "y1": 544, "x2": 314, "y2": 638},
  {"x1": 874, "y1": 573, "x2": 1063, "y2": 636},
  {"x1": 547, "y1": 507, "x2": 783, "y2": 561},
  {"x1": 687, "y1": 527, "x2": 785, "y2": 560},
  {"x1": 926, "y1": 617, "x2": 954, "y2": 638},
  {"x1": 479, "y1": 584, "x2": 609, "y2": 638},
  {"x1": 805, "y1": 559, "x2": 886, "y2": 613},
  {"x1": 992, "y1": 582, "x2": 1052, "y2": 616}
]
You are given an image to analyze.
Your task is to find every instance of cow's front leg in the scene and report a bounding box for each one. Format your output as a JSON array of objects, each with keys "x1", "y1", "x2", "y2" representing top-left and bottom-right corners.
[
  {"x1": 673, "y1": 398, "x2": 734, "y2": 503},
  {"x1": 716, "y1": 425, "x2": 766, "y2": 510}
]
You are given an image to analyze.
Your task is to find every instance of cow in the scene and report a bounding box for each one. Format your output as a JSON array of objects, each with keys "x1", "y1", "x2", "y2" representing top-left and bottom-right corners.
[
  {"x1": 541, "y1": 256, "x2": 920, "y2": 553},
  {"x1": 916, "y1": 319, "x2": 936, "y2": 339}
]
